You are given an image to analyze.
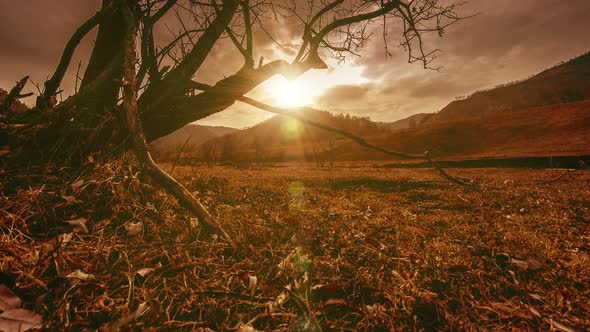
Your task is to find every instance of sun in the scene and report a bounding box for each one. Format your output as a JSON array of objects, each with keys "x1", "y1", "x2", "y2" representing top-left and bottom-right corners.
[{"x1": 266, "y1": 76, "x2": 312, "y2": 108}]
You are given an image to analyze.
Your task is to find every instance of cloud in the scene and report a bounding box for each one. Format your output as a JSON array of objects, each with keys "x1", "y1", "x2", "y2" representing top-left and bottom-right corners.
[
  {"x1": 311, "y1": 0, "x2": 590, "y2": 123},
  {"x1": 1, "y1": 0, "x2": 589, "y2": 126}
]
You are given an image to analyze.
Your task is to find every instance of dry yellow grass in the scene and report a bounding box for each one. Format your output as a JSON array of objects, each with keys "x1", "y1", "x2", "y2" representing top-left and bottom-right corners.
[{"x1": 1, "y1": 159, "x2": 589, "y2": 330}]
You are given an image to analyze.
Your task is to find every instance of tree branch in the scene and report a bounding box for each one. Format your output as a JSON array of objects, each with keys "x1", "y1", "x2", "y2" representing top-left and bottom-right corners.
[
  {"x1": 139, "y1": 0, "x2": 240, "y2": 112},
  {"x1": 120, "y1": 1, "x2": 237, "y2": 249},
  {"x1": 37, "y1": 7, "x2": 110, "y2": 109},
  {"x1": 1, "y1": 76, "x2": 29, "y2": 116}
]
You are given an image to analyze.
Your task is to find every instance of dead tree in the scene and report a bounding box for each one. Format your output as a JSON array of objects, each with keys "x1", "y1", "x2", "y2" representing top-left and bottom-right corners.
[
  {"x1": 0, "y1": 76, "x2": 32, "y2": 115},
  {"x1": 2, "y1": 0, "x2": 469, "y2": 245}
]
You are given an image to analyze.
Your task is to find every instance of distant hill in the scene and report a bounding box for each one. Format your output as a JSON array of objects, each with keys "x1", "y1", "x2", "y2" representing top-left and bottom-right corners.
[
  {"x1": 184, "y1": 53, "x2": 590, "y2": 163},
  {"x1": 382, "y1": 99, "x2": 590, "y2": 158},
  {"x1": 380, "y1": 113, "x2": 434, "y2": 131},
  {"x1": 150, "y1": 123, "x2": 238, "y2": 158},
  {"x1": 425, "y1": 52, "x2": 590, "y2": 124},
  {"x1": 199, "y1": 108, "x2": 391, "y2": 163},
  {"x1": 194, "y1": 98, "x2": 590, "y2": 163}
]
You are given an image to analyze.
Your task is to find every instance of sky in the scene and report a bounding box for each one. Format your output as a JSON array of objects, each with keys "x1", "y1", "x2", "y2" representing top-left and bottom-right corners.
[{"x1": 1, "y1": 0, "x2": 589, "y2": 129}]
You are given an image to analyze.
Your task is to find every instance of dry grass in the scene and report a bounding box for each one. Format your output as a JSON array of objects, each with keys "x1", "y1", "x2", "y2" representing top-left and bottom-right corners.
[{"x1": 1, "y1": 159, "x2": 589, "y2": 330}]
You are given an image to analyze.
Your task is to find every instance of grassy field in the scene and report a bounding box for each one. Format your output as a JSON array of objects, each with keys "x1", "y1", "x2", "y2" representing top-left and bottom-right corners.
[{"x1": 1, "y1": 161, "x2": 589, "y2": 330}]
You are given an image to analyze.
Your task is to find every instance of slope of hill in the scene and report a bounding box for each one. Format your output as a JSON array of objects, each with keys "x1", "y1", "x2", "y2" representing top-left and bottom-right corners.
[
  {"x1": 150, "y1": 123, "x2": 238, "y2": 158},
  {"x1": 188, "y1": 53, "x2": 590, "y2": 163},
  {"x1": 425, "y1": 52, "x2": 590, "y2": 124},
  {"x1": 382, "y1": 99, "x2": 590, "y2": 158},
  {"x1": 200, "y1": 108, "x2": 391, "y2": 162},
  {"x1": 202, "y1": 99, "x2": 590, "y2": 162},
  {"x1": 380, "y1": 113, "x2": 434, "y2": 131}
]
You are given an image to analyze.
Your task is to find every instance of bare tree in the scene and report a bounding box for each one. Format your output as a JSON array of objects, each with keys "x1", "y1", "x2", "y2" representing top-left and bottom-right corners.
[{"x1": 1, "y1": 0, "x2": 469, "y2": 244}]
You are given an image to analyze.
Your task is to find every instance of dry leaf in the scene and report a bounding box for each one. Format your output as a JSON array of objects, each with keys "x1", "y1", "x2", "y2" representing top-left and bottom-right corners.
[
  {"x1": 247, "y1": 276, "x2": 258, "y2": 295},
  {"x1": 0, "y1": 308, "x2": 42, "y2": 331},
  {"x1": 66, "y1": 269, "x2": 94, "y2": 281},
  {"x1": 237, "y1": 325, "x2": 260, "y2": 332},
  {"x1": 136, "y1": 268, "x2": 155, "y2": 278},
  {"x1": 70, "y1": 179, "x2": 85, "y2": 191},
  {"x1": 0, "y1": 285, "x2": 22, "y2": 311},
  {"x1": 58, "y1": 232, "x2": 74, "y2": 245},
  {"x1": 125, "y1": 222, "x2": 143, "y2": 237},
  {"x1": 529, "y1": 293, "x2": 544, "y2": 301},
  {"x1": 311, "y1": 284, "x2": 345, "y2": 303},
  {"x1": 526, "y1": 258, "x2": 543, "y2": 271},
  {"x1": 65, "y1": 217, "x2": 88, "y2": 233},
  {"x1": 511, "y1": 258, "x2": 543, "y2": 272},
  {"x1": 549, "y1": 319, "x2": 576, "y2": 332},
  {"x1": 510, "y1": 259, "x2": 529, "y2": 271},
  {"x1": 134, "y1": 302, "x2": 149, "y2": 319},
  {"x1": 528, "y1": 305, "x2": 541, "y2": 318},
  {"x1": 42, "y1": 233, "x2": 73, "y2": 252}
]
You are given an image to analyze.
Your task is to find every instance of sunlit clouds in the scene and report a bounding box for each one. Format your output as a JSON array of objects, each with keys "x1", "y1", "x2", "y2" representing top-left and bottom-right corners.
[
  {"x1": 261, "y1": 63, "x2": 369, "y2": 109},
  {"x1": 1, "y1": 0, "x2": 589, "y2": 129}
]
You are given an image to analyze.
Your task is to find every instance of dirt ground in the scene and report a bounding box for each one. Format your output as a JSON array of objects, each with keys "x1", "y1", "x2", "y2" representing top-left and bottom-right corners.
[{"x1": 1, "y1": 161, "x2": 589, "y2": 330}]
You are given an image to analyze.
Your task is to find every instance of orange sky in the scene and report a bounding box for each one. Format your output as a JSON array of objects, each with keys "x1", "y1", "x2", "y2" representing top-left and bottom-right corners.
[{"x1": 1, "y1": 0, "x2": 589, "y2": 128}]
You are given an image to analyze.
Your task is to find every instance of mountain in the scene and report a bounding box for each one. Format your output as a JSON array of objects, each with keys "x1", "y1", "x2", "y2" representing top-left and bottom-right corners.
[
  {"x1": 380, "y1": 113, "x2": 434, "y2": 131},
  {"x1": 200, "y1": 108, "x2": 391, "y2": 162},
  {"x1": 190, "y1": 52, "x2": 590, "y2": 162},
  {"x1": 425, "y1": 52, "x2": 590, "y2": 124},
  {"x1": 150, "y1": 123, "x2": 238, "y2": 158},
  {"x1": 382, "y1": 99, "x2": 590, "y2": 158}
]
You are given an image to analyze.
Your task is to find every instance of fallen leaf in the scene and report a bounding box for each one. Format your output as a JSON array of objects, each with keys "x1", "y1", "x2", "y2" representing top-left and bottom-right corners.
[
  {"x1": 526, "y1": 258, "x2": 543, "y2": 271},
  {"x1": 408, "y1": 226, "x2": 428, "y2": 235},
  {"x1": 365, "y1": 237, "x2": 386, "y2": 250},
  {"x1": 549, "y1": 319, "x2": 576, "y2": 332},
  {"x1": 64, "y1": 217, "x2": 88, "y2": 233},
  {"x1": 59, "y1": 232, "x2": 74, "y2": 245},
  {"x1": 70, "y1": 179, "x2": 85, "y2": 191},
  {"x1": 61, "y1": 195, "x2": 82, "y2": 205},
  {"x1": 134, "y1": 302, "x2": 149, "y2": 319},
  {"x1": 528, "y1": 293, "x2": 545, "y2": 302},
  {"x1": 125, "y1": 222, "x2": 143, "y2": 237},
  {"x1": 446, "y1": 264, "x2": 469, "y2": 273},
  {"x1": 528, "y1": 305, "x2": 541, "y2": 318},
  {"x1": 247, "y1": 276, "x2": 258, "y2": 295},
  {"x1": 66, "y1": 269, "x2": 94, "y2": 281},
  {"x1": 310, "y1": 284, "x2": 345, "y2": 303},
  {"x1": 324, "y1": 298, "x2": 347, "y2": 306},
  {"x1": 136, "y1": 268, "x2": 155, "y2": 278},
  {"x1": 0, "y1": 308, "x2": 42, "y2": 331},
  {"x1": 0, "y1": 285, "x2": 22, "y2": 311},
  {"x1": 511, "y1": 258, "x2": 543, "y2": 272},
  {"x1": 510, "y1": 259, "x2": 529, "y2": 271},
  {"x1": 42, "y1": 233, "x2": 73, "y2": 252},
  {"x1": 237, "y1": 325, "x2": 260, "y2": 332}
]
